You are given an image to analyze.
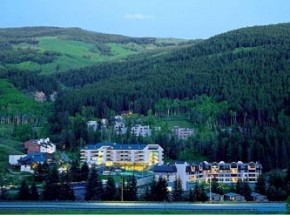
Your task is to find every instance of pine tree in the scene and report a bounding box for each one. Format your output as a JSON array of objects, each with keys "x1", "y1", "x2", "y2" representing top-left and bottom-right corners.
[
  {"x1": 18, "y1": 180, "x2": 30, "y2": 200},
  {"x1": 30, "y1": 182, "x2": 39, "y2": 201},
  {"x1": 59, "y1": 182, "x2": 75, "y2": 201},
  {"x1": 255, "y1": 175, "x2": 266, "y2": 195},
  {"x1": 85, "y1": 168, "x2": 103, "y2": 201},
  {"x1": 103, "y1": 176, "x2": 117, "y2": 201},
  {"x1": 188, "y1": 188, "x2": 194, "y2": 202},
  {"x1": 124, "y1": 176, "x2": 137, "y2": 201},
  {"x1": 80, "y1": 162, "x2": 89, "y2": 182},
  {"x1": 154, "y1": 177, "x2": 168, "y2": 201},
  {"x1": 172, "y1": 176, "x2": 183, "y2": 201}
]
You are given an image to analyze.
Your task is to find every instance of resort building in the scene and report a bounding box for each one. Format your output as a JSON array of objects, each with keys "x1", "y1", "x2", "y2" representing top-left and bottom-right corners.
[
  {"x1": 24, "y1": 138, "x2": 56, "y2": 154},
  {"x1": 80, "y1": 143, "x2": 164, "y2": 171},
  {"x1": 152, "y1": 161, "x2": 262, "y2": 191}
]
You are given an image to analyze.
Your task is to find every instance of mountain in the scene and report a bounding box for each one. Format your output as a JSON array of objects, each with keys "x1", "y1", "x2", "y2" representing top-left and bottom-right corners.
[
  {"x1": 52, "y1": 23, "x2": 290, "y2": 170},
  {"x1": 1, "y1": 24, "x2": 290, "y2": 171},
  {"x1": 0, "y1": 26, "x2": 193, "y2": 74}
]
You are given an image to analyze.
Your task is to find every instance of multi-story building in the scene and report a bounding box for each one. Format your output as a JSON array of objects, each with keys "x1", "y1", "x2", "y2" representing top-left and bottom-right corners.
[
  {"x1": 153, "y1": 161, "x2": 262, "y2": 191},
  {"x1": 172, "y1": 126, "x2": 194, "y2": 140},
  {"x1": 131, "y1": 124, "x2": 152, "y2": 137},
  {"x1": 80, "y1": 143, "x2": 163, "y2": 171}
]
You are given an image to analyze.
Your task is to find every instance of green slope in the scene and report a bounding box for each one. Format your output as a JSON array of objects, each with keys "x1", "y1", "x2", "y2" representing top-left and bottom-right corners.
[{"x1": 0, "y1": 27, "x2": 191, "y2": 74}]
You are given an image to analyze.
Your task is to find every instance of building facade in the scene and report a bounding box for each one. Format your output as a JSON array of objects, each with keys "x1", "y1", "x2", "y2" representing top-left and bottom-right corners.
[
  {"x1": 80, "y1": 143, "x2": 164, "y2": 170},
  {"x1": 24, "y1": 138, "x2": 56, "y2": 154},
  {"x1": 152, "y1": 161, "x2": 262, "y2": 191}
]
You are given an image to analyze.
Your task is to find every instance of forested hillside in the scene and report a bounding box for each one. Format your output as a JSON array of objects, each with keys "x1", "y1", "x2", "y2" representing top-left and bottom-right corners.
[
  {"x1": 51, "y1": 23, "x2": 290, "y2": 170},
  {"x1": 1, "y1": 24, "x2": 290, "y2": 171}
]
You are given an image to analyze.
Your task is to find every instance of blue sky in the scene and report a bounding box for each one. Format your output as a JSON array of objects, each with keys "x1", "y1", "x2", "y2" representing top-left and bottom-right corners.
[{"x1": 1, "y1": 0, "x2": 290, "y2": 39}]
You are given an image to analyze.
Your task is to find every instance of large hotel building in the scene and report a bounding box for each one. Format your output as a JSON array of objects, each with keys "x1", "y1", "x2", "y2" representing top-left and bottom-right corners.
[{"x1": 80, "y1": 143, "x2": 164, "y2": 171}]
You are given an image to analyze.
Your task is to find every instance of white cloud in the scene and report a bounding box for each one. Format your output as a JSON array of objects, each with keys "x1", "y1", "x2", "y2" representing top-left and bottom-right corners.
[{"x1": 124, "y1": 13, "x2": 155, "y2": 20}]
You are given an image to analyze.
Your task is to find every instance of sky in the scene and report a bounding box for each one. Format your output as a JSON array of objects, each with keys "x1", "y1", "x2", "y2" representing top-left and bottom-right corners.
[{"x1": 1, "y1": 0, "x2": 290, "y2": 39}]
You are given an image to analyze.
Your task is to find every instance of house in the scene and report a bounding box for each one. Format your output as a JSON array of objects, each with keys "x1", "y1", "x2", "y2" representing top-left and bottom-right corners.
[
  {"x1": 17, "y1": 152, "x2": 54, "y2": 173},
  {"x1": 87, "y1": 121, "x2": 98, "y2": 131},
  {"x1": 172, "y1": 126, "x2": 194, "y2": 140},
  {"x1": 153, "y1": 164, "x2": 177, "y2": 190},
  {"x1": 24, "y1": 138, "x2": 56, "y2": 154},
  {"x1": 80, "y1": 143, "x2": 163, "y2": 170},
  {"x1": 207, "y1": 192, "x2": 224, "y2": 201},
  {"x1": 131, "y1": 124, "x2": 152, "y2": 137},
  {"x1": 224, "y1": 192, "x2": 245, "y2": 201},
  {"x1": 9, "y1": 155, "x2": 24, "y2": 166},
  {"x1": 114, "y1": 116, "x2": 127, "y2": 135},
  {"x1": 250, "y1": 192, "x2": 268, "y2": 202}
]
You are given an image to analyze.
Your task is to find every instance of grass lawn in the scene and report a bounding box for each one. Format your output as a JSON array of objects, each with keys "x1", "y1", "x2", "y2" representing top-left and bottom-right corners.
[
  {"x1": 156, "y1": 117, "x2": 195, "y2": 129},
  {"x1": 0, "y1": 208, "x2": 262, "y2": 214},
  {"x1": 0, "y1": 138, "x2": 24, "y2": 173}
]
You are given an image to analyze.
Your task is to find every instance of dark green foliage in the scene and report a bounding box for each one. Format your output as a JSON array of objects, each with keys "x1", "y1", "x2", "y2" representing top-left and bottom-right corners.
[
  {"x1": 18, "y1": 180, "x2": 30, "y2": 201},
  {"x1": 103, "y1": 176, "x2": 117, "y2": 201},
  {"x1": 68, "y1": 160, "x2": 80, "y2": 182},
  {"x1": 266, "y1": 171, "x2": 288, "y2": 201},
  {"x1": 43, "y1": 183, "x2": 60, "y2": 201},
  {"x1": 85, "y1": 168, "x2": 103, "y2": 201},
  {"x1": 255, "y1": 175, "x2": 266, "y2": 195},
  {"x1": 30, "y1": 182, "x2": 39, "y2": 201},
  {"x1": 154, "y1": 177, "x2": 169, "y2": 201},
  {"x1": 146, "y1": 177, "x2": 168, "y2": 202},
  {"x1": 46, "y1": 23, "x2": 290, "y2": 170},
  {"x1": 172, "y1": 176, "x2": 183, "y2": 201},
  {"x1": 80, "y1": 162, "x2": 90, "y2": 182},
  {"x1": 43, "y1": 165, "x2": 61, "y2": 201},
  {"x1": 123, "y1": 176, "x2": 137, "y2": 201},
  {"x1": 235, "y1": 179, "x2": 252, "y2": 201},
  {"x1": 59, "y1": 183, "x2": 75, "y2": 201},
  {"x1": 211, "y1": 177, "x2": 224, "y2": 195}
]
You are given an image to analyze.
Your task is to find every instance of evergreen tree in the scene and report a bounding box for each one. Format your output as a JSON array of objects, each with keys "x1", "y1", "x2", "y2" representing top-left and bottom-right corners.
[
  {"x1": 43, "y1": 164, "x2": 61, "y2": 200},
  {"x1": 18, "y1": 180, "x2": 30, "y2": 200},
  {"x1": 211, "y1": 177, "x2": 224, "y2": 195},
  {"x1": 59, "y1": 182, "x2": 75, "y2": 201},
  {"x1": 199, "y1": 184, "x2": 208, "y2": 202},
  {"x1": 155, "y1": 177, "x2": 169, "y2": 201},
  {"x1": 124, "y1": 176, "x2": 137, "y2": 201},
  {"x1": 255, "y1": 175, "x2": 266, "y2": 195},
  {"x1": 85, "y1": 168, "x2": 103, "y2": 201},
  {"x1": 80, "y1": 162, "x2": 89, "y2": 182},
  {"x1": 30, "y1": 182, "x2": 39, "y2": 201},
  {"x1": 188, "y1": 188, "x2": 194, "y2": 202},
  {"x1": 172, "y1": 176, "x2": 183, "y2": 201},
  {"x1": 193, "y1": 182, "x2": 200, "y2": 202},
  {"x1": 69, "y1": 160, "x2": 80, "y2": 182},
  {"x1": 286, "y1": 164, "x2": 290, "y2": 196},
  {"x1": 242, "y1": 182, "x2": 252, "y2": 201},
  {"x1": 103, "y1": 176, "x2": 117, "y2": 201}
]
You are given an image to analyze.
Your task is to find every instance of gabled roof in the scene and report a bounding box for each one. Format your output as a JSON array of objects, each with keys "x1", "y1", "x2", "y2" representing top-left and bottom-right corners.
[
  {"x1": 18, "y1": 152, "x2": 51, "y2": 165},
  {"x1": 152, "y1": 165, "x2": 177, "y2": 173}
]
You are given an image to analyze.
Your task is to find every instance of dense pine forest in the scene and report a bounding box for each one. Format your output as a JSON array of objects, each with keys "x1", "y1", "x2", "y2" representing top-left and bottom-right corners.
[{"x1": 1, "y1": 24, "x2": 290, "y2": 171}]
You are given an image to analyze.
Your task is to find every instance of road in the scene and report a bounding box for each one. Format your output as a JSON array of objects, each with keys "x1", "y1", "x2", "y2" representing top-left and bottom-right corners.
[{"x1": 0, "y1": 202, "x2": 287, "y2": 213}]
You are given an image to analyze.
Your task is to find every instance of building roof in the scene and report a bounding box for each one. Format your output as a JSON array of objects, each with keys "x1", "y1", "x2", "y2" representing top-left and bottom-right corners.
[
  {"x1": 224, "y1": 192, "x2": 243, "y2": 197},
  {"x1": 83, "y1": 142, "x2": 149, "y2": 150},
  {"x1": 207, "y1": 192, "x2": 222, "y2": 197},
  {"x1": 250, "y1": 192, "x2": 266, "y2": 197},
  {"x1": 152, "y1": 165, "x2": 177, "y2": 173},
  {"x1": 18, "y1": 152, "x2": 52, "y2": 165}
]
